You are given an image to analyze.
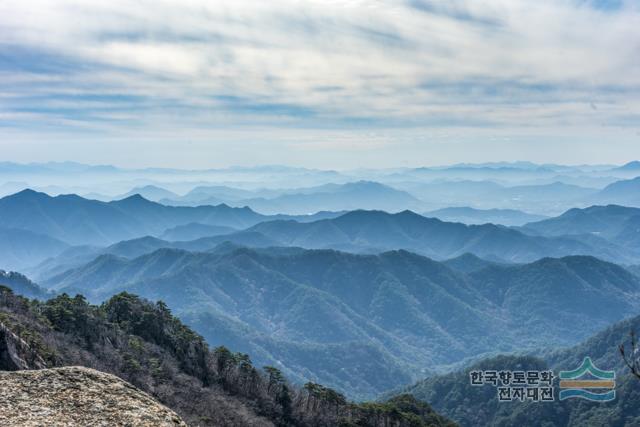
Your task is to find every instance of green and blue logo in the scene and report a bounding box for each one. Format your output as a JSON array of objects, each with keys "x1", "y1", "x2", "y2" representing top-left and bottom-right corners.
[{"x1": 559, "y1": 357, "x2": 615, "y2": 402}]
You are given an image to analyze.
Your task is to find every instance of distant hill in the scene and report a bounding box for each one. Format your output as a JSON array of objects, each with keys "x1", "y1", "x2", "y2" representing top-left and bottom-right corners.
[
  {"x1": 0, "y1": 227, "x2": 69, "y2": 271},
  {"x1": 442, "y1": 253, "x2": 509, "y2": 273},
  {"x1": 592, "y1": 176, "x2": 640, "y2": 206},
  {"x1": 238, "y1": 181, "x2": 420, "y2": 215},
  {"x1": 29, "y1": 233, "x2": 279, "y2": 281},
  {"x1": 248, "y1": 210, "x2": 633, "y2": 263},
  {"x1": 104, "y1": 233, "x2": 278, "y2": 259},
  {"x1": 500, "y1": 182, "x2": 596, "y2": 200},
  {"x1": 116, "y1": 185, "x2": 180, "y2": 202},
  {"x1": 612, "y1": 161, "x2": 640, "y2": 172},
  {"x1": 425, "y1": 207, "x2": 547, "y2": 226},
  {"x1": 524, "y1": 204, "x2": 640, "y2": 237},
  {"x1": 396, "y1": 180, "x2": 597, "y2": 214},
  {"x1": 164, "y1": 181, "x2": 420, "y2": 215},
  {"x1": 43, "y1": 247, "x2": 640, "y2": 399},
  {"x1": 523, "y1": 205, "x2": 640, "y2": 253},
  {"x1": 166, "y1": 181, "x2": 420, "y2": 215},
  {"x1": 0, "y1": 287, "x2": 454, "y2": 427},
  {"x1": 0, "y1": 270, "x2": 51, "y2": 299},
  {"x1": 159, "y1": 222, "x2": 236, "y2": 241},
  {"x1": 400, "y1": 312, "x2": 640, "y2": 426},
  {"x1": 395, "y1": 180, "x2": 504, "y2": 204},
  {"x1": 163, "y1": 185, "x2": 261, "y2": 206}
]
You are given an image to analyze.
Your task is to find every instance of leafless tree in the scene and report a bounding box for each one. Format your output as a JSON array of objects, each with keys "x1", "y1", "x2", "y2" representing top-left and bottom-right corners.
[{"x1": 619, "y1": 330, "x2": 640, "y2": 380}]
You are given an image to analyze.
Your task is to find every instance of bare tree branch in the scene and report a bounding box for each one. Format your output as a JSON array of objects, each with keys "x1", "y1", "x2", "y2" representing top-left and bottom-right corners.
[{"x1": 619, "y1": 330, "x2": 640, "y2": 380}]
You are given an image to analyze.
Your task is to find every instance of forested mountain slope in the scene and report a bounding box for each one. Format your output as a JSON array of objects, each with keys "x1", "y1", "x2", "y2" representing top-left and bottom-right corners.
[
  {"x1": 400, "y1": 313, "x2": 640, "y2": 426},
  {"x1": 43, "y1": 246, "x2": 640, "y2": 399},
  {"x1": 0, "y1": 287, "x2": 455, "y2": 427}
]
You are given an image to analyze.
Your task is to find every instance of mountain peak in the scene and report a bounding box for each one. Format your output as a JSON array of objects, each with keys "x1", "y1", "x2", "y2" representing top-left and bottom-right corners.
[
  {"x1": 118, "y1": 185, "x2": 179, "y2": 202},
  {"x1": 3, "y1": 188, "x2": 50, "y2": 201},
  {"x1": 113, "y1": 194, "x2": 155, "y2": 205},
  {"x1": 617, "y1": 161, "x2": 640, "y2": 170},
  {"x1": 137, "y1": 184, "x2": 166, "y2": 191},
  {"x1": 396, "y1": 209, "x2": 427, "y2": 219},
  {"x1": 122, "y1": 193, "x2": 147, "y2": 201}
]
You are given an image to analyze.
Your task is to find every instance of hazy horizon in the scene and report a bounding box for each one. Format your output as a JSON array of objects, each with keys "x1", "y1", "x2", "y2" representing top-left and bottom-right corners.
[{"x1": 0, "y1": 158, "x2": 636, "y2": 171}]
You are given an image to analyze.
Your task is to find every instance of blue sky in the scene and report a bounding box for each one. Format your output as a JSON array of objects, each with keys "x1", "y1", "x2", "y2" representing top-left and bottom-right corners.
[{"x1": 0, "y1": 0, "x2": 639, "y2": 169}]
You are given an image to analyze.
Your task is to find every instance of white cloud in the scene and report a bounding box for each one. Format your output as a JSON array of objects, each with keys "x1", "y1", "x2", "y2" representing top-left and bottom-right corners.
[{"x1": 0, "y1": 0, "x2": 639, "y2": 166}]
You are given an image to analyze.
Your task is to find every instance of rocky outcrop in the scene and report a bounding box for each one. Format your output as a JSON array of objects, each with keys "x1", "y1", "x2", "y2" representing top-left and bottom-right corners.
[
  {"x1": 0, "y1": 366, "x2": 187, "y2": 426},
  {"x1": 0, "y1": 321, "x2": 47, "y2": 371}
]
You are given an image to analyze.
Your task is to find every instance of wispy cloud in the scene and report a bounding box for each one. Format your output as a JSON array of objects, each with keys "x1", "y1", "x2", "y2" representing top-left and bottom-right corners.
[{"x1": 0, "y1": 0, "x2": 639, "y2": 166}]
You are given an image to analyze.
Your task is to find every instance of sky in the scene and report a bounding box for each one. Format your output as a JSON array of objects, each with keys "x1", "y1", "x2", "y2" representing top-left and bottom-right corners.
[{"x1": 0, "y1": 0, "x2": 639, "y2": 169}]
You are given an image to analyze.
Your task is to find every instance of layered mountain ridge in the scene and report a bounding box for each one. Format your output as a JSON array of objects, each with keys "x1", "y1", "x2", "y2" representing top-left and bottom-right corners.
[{"x1": 36, "y1": 245, "x2": 640, "y2": 399}]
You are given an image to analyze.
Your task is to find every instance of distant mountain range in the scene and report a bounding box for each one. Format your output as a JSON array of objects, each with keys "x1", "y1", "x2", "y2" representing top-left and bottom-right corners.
[
  {"x1": 162, "y1": 185, "x2": 260, "y2": 206},
  {"x1": 590, "y1": 176, "x2": 640, "y2": 207},
  {"x1": 389, "y1": 180, "x2": 601, "y2": 215},
  {"x1": 0, "y1": 161, "x2": 119, "y2": 175},
  {"x1": 234, "y1": 181, "x2": 420, "y2": 215},
  {"x1": 160, "y1": 179, "x2": 604, "y2": 216},
  {"x1": 159, "y1": 222, "x2": 237, "y2": 241},
  {"x1": 4, "y1": 159, "x2": 640, "y2": 214},
  {"x1": 162, "y1": 181, "x2": 419, "y2": 215},
  {"x1": 27, "y1": 233, "x2": 279, "y2": 281},
  {"x1": 31, "y1": 205, "x2": 591, "y2": 280},
  {"x1": 0, "y1": 190, "x2": 269, "y2": 246},
  {"x1": 0, "y1": 190, "x2": 341, "y2": 248},
  {"x1": 5, "y1": 187, "x2": 640, "y2": 275},
  {"x1": 42, "y1": 246, "x2": 640, "y2": 399},
  {"x1": 523, "y1": 204, "x2": 640, "y2": 251},
  {"x1": 425, "y1": 207, "x2": 547, "y2": 226},
  {"x1": 112, "y1": 175, "x2": 640, "y2": 216},
  {"x1": 246, "y1": 210, "x2": 638, "y2": 263}
]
